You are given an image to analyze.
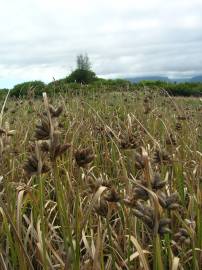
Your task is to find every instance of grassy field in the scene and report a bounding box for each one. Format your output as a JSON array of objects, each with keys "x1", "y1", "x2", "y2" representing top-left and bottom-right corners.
[{"x1": 0, "y1": 88, "x2": 201, "y2": 269}]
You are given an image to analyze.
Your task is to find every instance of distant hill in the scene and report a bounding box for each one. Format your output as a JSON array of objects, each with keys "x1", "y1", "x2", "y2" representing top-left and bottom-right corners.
[
  {"x1": 126, "y1": 75, "x2": 202, "y2": 83},
  {"x1": 189, "y1": 76, "x2": 202, "y2": 82},
  {"x1": 125, "y1": 76, "x2": 171, "y2": 83}
]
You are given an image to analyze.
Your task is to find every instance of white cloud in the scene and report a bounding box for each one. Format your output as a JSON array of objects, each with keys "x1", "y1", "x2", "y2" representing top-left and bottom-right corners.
[{"x1": 0, "y1": 0, "x2": 202, "y2": 87}]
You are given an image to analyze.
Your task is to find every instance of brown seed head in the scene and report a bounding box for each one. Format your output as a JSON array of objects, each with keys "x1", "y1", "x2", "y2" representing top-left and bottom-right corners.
[
  {"x1": 151, "y1": 173, "x2": 167, "y2": 190},
  {"x1": 35, "y1": 115, "x2": 50, "y2": 140},
  {"x1": 23, "y1": 153, "x2": 49, "y2": 176},
  {"x1": 75, "y1": 147, "x2": 94, "y2": 167},
  {"x1": 153, "y1": 149, "x2": 171, "y2": 164},
  {"x1": 94, "y1": 199, "x2": 108, "y2": 217},
  {"x1": 49, "y1": 105, "x2": 63, "y2": 117},
  {"x1": 104, "y1": 187, "x2": 120, "y2": 202}
]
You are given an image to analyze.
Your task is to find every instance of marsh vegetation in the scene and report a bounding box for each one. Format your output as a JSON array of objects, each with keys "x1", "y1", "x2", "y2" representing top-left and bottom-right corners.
[{"x1": 0, "y1": 88, "x2": 201, "y2": 269}]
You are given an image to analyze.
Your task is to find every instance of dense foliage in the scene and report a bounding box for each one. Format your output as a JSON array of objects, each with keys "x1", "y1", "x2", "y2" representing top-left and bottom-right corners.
[
  {"x1": 10, "y1": 80, "x2": 46, "y2": 97},
  {"x1": 66, "y1": 69, "x2": 96, "y2": 84},
  {"x1": 0, "y1": 79, "x2": 202, "y2": 98},
  {"x1": 138, "y1": 80, "x2": 202, "y2": 97}
]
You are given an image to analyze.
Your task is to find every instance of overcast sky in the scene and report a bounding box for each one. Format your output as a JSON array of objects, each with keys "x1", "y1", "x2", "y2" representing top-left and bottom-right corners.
[{"x1": 0, "y1": 0, "x2": 202, "y2": 88}]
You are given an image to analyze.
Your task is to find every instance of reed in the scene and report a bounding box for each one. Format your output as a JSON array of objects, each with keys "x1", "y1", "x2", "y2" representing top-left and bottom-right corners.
[{"x1": 0, "y1": 88, "x2": 201, "y2": 269}]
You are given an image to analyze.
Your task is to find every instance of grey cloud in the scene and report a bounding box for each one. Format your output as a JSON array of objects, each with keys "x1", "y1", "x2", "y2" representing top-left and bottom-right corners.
[{"x1": 0, "y1": 0, "x2": 202, "y2": 88}]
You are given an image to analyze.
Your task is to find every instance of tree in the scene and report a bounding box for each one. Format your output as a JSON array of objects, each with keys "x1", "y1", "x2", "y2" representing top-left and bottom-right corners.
[
  {"x1": 67, "y1": 53, "x2": 96, "y2": 84},
  {"x1": 76, "y1": 53, "x2": 91, "y2": 70}
]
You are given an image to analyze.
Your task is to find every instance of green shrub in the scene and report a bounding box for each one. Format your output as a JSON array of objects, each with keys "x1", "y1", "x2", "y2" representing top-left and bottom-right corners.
[
  {"x1": 135, "y1": 81, "x2": 202, "y2": 97},
  {"x1": 66, "y1": 69, "x2": 96, "y2": 84},
  {"x1": 164, "y1": 83, "x2": 202, "y2": 97},
  {"x1": 138, "y1": 80, "x2": 168, "y2": 87},
  {"x1": 11, "y1": 81, "x2": 46, "y2": 97},
  {"x1": 0, "y1": 88, "x2": 9, "y2": 100},
  {"x1": 6, "y1": 77, "x2": 202, "y2": 99}
]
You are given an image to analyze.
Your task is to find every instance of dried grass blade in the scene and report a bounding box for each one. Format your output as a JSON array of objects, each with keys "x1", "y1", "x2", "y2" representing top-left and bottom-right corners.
[
  {"x1": 172, "y1": 257, "x2": 180, "y2": 270},
  {"x1": 126, "y1": 235, "x2": 150, "y2": 270}
]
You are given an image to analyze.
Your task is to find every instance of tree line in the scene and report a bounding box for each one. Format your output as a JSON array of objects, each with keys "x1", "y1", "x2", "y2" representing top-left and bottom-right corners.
[{"x1": 0, "y1": 54, "x2": 202, "y2": 98}]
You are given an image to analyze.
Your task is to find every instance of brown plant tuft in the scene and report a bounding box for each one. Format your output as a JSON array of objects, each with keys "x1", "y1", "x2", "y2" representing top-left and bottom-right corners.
[{"x1": 75, "y1": 147, "x2": 94, "y2": 167}]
